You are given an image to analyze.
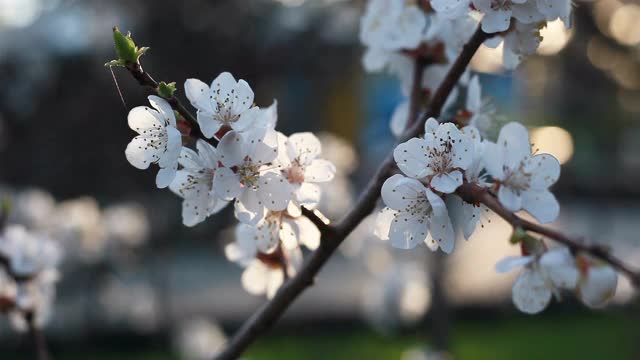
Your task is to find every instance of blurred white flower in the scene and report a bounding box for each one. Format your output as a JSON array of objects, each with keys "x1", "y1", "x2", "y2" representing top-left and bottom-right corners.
[{"x1": 173, "y1": 318, "x2": 227, "y2": 360}]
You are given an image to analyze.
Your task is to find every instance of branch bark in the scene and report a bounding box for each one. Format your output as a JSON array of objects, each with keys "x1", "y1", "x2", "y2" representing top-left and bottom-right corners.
[
  {"x1": 215, "y1": 25, "x2": 491, "y2": 360},
  {"x1": 26, "y1": 313, "x2": 51, "y2": 360},
  {"x1": 456, "y1": 182, "x2": 640, "y2": 287}
]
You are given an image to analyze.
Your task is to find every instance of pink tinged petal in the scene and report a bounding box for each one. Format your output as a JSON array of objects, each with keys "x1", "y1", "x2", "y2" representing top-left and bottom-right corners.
[
  {"x1": 512, "y1": 268, "x2": 553, "y2": 314},
  {"x1": 232, "y1": 107, "x2": 260, "y2": 132},
  {"x1": 217, "y1": 131, "x2": 245, "y2": 167},
  {"x1": 197, "y1": 111, "x2": 223, "y2": 139},
  {"x1": 296, "y1": 216, "x2": 321, "y2": 250},
  {"x1": 495, "y1": 256, "x2": 534, "y2": 273},
  {"x1": 498, "y1": 185, "x2": 523, "y2": 212},
  {"x1": 498, "y1": 122, "x2": 532, "y2": 169},
  {"x1": 288, "y1": 132, "x2": 322, "y2": 165},
  {"x1": 304, "y1": 159, "x2": 336, "y2": 183},
  {"x1": 394, "y1": 138, "x2": 432, "y2": 179},
  {"x1": 430, "y1": 171, "x2": 463, "y2": 194},
  {"x1": 184, "y1": 78, "x2": 216, "y2": 114},
  {"x1": 390, "y1": 101, "x2": 409, "y2": 138},
  {"x1": 235, "y1": 190, "x2": 266, "y2": 226},
  {"x1": 482, "y1": 142, "x2": 505, "y2": 180},
  {"x1": 156, "y1": 164, "x2": 177, "y2": 188},
  {"x1": 148, "y1": 95, "x2": 176, "y2": 127},
  {"x1": 526, "y1": 154, "x2": 560, "y2": 190},
  {"x1": 521, "y1": 189, "x2": 559, "y2": 224},
  {"x1": 257, "y1": 172, "x2": 292, "y2": 211},
  {"x1": 540, "y1": 248, "x2": 579, "y2": 289},
  {"x1": 381, "y1": 175, "x2": 426, "y2": 211},
  {"x1": 127, "y1": 106, "x2": 162, "y2": 133},
  {"x1": 577, "y1": 266, "x2": 618, "y2": 308},
  {"x1": 231, "y1": 79, "x2": 255, "y2": 115},
  {"x1": 389, "y1": 212, "x2": 429, "y2": 250},
  {"x1": 242, "y1": 261, "x2": 268, "y2": 296},
  {"x1": 427, "y1": 207, "x2": 456, "y2": 254},
  {"x1": 213, "y1": 167, "x2": 242, "y2": 200},
  {"x1": 374, "y1": 208, "x2": 396, "y2": 241},
  {"x1": 480, "y1": 7, "x2": 512, "y2": 34}
]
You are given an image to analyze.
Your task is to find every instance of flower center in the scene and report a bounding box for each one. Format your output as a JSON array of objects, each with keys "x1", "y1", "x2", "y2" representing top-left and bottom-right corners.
[
  {"x1": 238, "y1": 162, "x2": 260, "y2": 187},
  {"x1": 286, "y1": 162, "x2": 305, "y2": 184}
]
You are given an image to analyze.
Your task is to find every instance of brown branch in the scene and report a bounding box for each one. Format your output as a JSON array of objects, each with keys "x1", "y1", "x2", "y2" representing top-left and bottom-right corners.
[
  {"x1": 25, "y1": 312, "x2": 51, "y2": 360},
  {"x1": 457, "y1": 182, "x2": 640, "y2": 287},
  {"x1": 122, "y1": 62, "x2": 216, "y2": 146},
  {"x1": 215, "y1": 25, "x2": 490, "y2": 360}
]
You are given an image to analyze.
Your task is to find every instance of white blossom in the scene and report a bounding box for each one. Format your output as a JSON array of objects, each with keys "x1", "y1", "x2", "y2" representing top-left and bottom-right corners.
[
  {"x1": 0, "y1": 225, "x2": 60, "y2": 277},
  {"x1": 394, "y1": 118, "x2": 473, "y2": 194},
  {"x1": 125, "y1": 95, "x2": 182, "y2": 188},
  {"x1": 243, "y1": 209, "x2": 321, "y2": 254},
  {"x1": 169, "y1": 140, "x2": 229, "y2": 227},
  {"x1": 496, "y1": 247, "x2": 579, "y2": 314},
  {"x1": 484, "y1": 122, "x2": 560, "y2": 223},
  {"x1": 378, "y1": 174, "x2": 455, "y2": 253},
  {"x1": 359, "y1": 0, "x2": 427, "y2": 72},
  {"x1": 184, "y1": 72, "x2": 260, "y2": 139},
  {"x1": 473, "y1": 0, "x2": 545, "y2": 34},
  {"x1": 576, "y1": 258, "x2": 618, "y2": 308},
  {"x1": 276, "y1": 132, "x2": 335, "y2": 215},
  {"x1": 226, "y1": 224, "x2": 302, "y2": 299},
  {"x1": 214, "y1": 128, "x2": 293, "y2": 225}
]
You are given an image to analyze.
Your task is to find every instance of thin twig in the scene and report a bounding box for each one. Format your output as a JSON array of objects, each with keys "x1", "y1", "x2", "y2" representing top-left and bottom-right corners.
[
  {"x1": 215, "y1": 25, "x2": 490, "y2": 360},
  {"x1": 456, "y1": 182, "x2": 640, "y2": 287},
  {"x1": 25, "y1": 312, "x2": 51, "y2": 360},
  {"x1": 121, "y1": 62, "x2": 216, "y2": 146}
]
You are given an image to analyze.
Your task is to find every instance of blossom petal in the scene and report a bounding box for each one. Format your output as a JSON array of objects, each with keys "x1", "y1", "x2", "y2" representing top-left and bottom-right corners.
[
  {"x1": 196, "y1": 140, "x2": 219, "y2": 169},
  {"x1": 466, "y1": 75, "x2": 482, "y2": 112},
  {"x1": 233, "y1": 106, "x2": 260, "y2": 132},
  {"x1": 512, "y1": 268, "x2": 553, "y2": 314},
  {"x1": 381, "y1": 174, "x2": 425, "y2": 211},
  {"x1": 389, "y1": 211, "x2": 428, "y2": 250},
  {"x1": 125, "y1": 136, "x2": 160, "y2": 170},
  {"x1": 288, "y1": 132, "x2": 322, "y2": 165},
  {"x1": 495, "y1": 256, "x2": 534, "y2": 273},
  {"x1": 257, "y1": 172, "x2": 292, "y2": 211},
  {"x1": 522, "y1": 189, "x2": 559, "y2": 224},
  {"x1": 242, "y1": 261, "x2": 268, "y2": 296},
  {"x1": 217, "y1": 131, "x2": 245, "y2": 167},
  {"x1": 430, "y1": 171, "x2": 463, "y2": 194},
  {"x1": 157, "y1": 126, "x2": 182, "y2": 168},
  {"x1": 148, "y1": 95, "x2": 176, "y2": 127},
  {"x1": 526, "y1": 154, "x2": 560, "y2": 190},
  {"x1": 578, "y1": 265, "x2": 618, "y2": 308},
  {"x1": 394, "y1": 137, "x2": 432, "y2": 179},
  {"x1": 294, "y1": 182, "x2": 321, "y2": 206},
  {"x1": 235, "y1": 190, "x2": 265, "y2": 225},
  {"x1": 482, "y1": 141, "x2": 505, "y2": 180},
  {"x1": 304, "y1": 159, "x2": 336, "y2": 183},
  {"x1": 246, "y1": 128, "x2": 279, "y2": 165},
  {"x1": 427, "y1": 208, "x2": 455, "y2": 254},
  {"x1": 498, "y1": 185, "x2": 523, "y2": 212},
  {"x1": 374, "y1": 207, "x2": 396, "y2": 241},
  {"x1": 498, "y1": 122, "x2": 532, "y2": 169},
  {"x1": 156, "y1": 163, "x2": 177, "y2": 188},
  {"x1": 540, "y1": 248, "x2": 578, "y2": 289},
  {"x1": 184, "y1": 78, "x2": 215, "y2": 114},
  {"x1": 213, "y1": 167, "x2": 242, "y2": 200},
  {"x1": 390, "y1": 101, "x2": 409, "y2": 138},
  {"x1": 127, "y1": 106, "x2": 162, "y2": 133},
  {"x1": 231, "y1": 79, "x2": 255, "y2": 115}
]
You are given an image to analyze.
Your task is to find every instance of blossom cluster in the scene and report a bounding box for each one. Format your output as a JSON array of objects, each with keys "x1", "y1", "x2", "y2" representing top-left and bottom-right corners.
[
  {"x1": 363, "y1": 0, "x2": 619, "y2": 313},
  {"x1": 0, "y1": 224, "x2": 61, "y2": 331},
  {"x1": 125, "y1": 73, "x2": 336, "y2": 297}
]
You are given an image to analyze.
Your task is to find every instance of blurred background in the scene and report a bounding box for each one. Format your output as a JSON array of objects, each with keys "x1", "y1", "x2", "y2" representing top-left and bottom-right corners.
[{"x1": 0, "y1": 0, "x2": 639, "y2": 359}]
